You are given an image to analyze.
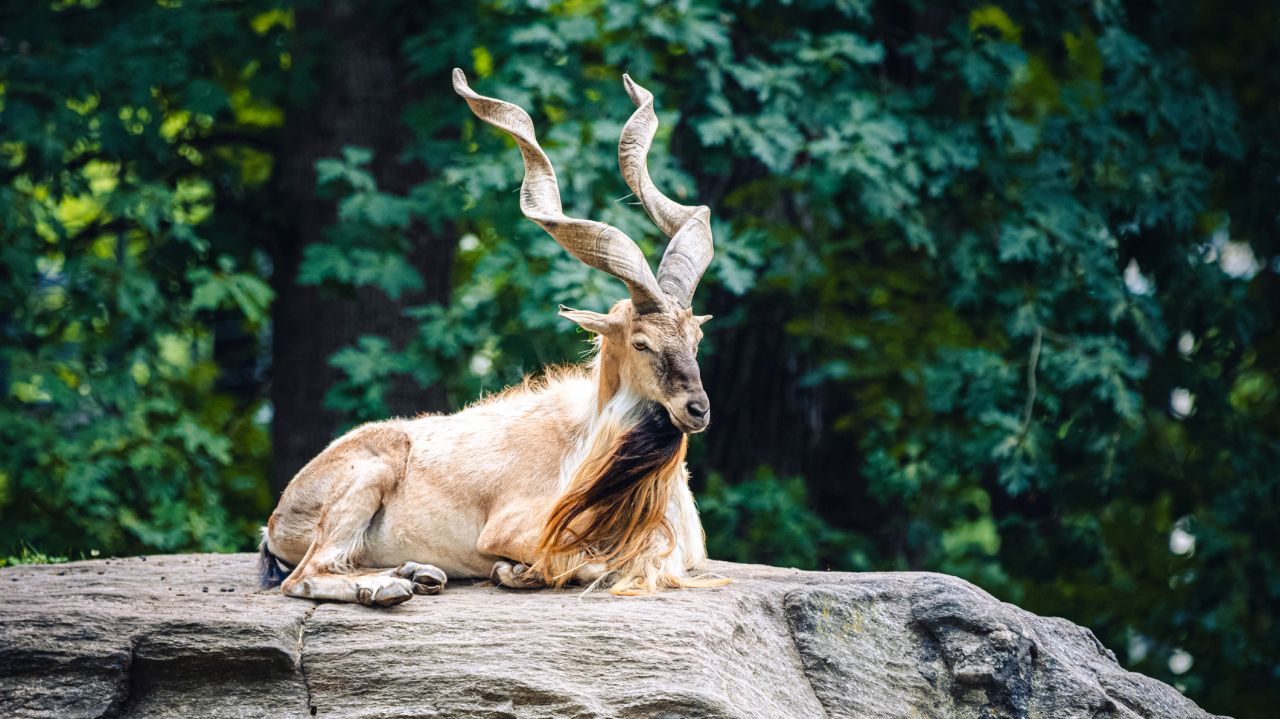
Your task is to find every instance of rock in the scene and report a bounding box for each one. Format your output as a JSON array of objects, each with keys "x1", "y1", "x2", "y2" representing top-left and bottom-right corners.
[{"x1": 0, "y1": 554, "x2": 1224, "y2": 718}]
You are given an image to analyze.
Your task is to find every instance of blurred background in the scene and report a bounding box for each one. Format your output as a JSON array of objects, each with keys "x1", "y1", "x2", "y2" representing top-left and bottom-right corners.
[{"x1": 2, "y1": 0, "x2": 1277, "y2": 714}]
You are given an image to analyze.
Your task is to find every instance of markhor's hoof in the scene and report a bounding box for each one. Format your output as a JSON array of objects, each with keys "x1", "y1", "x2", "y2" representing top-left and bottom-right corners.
[
  {"x1": 396, "y1": 562, "x2": 448, "y2": 595},
  {"x1": 491, "y1": 560, "x2": 546, "y2": 589},
  {"x1": 357, "y1": 579, "x2": 413, "y2": 607}
]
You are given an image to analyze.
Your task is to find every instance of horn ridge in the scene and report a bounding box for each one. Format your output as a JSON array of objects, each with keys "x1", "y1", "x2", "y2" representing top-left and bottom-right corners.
[
  {"x1": 618, "y1": 74, "x2": 714, "y2": 308},
  {"x1": 453, "y1": 68, "x2": 667, "y2": 314}
]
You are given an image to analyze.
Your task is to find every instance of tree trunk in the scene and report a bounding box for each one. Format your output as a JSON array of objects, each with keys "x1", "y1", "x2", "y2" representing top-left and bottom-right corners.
[{"x1": 269, "y1": 2, "x2": 454, "y2": 495}]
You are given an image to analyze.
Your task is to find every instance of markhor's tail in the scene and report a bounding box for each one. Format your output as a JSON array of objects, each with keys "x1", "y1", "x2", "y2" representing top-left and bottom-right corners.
[{"x1": 258, "y1": 529, "x2": 291, "y2": 589}]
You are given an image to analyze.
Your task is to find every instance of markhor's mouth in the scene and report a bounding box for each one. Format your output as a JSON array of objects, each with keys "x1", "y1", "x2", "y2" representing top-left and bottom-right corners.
[{"x1": 671, "y1": 414, "x2": 710, "y2": 435}]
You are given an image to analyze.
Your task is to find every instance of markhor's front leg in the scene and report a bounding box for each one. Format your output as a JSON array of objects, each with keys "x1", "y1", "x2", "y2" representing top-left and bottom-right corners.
[
  {"x1": 284, "y1": 570, "x2": 416, "y2": 607},
  {"x1": 477, "y1": 505, "x2": 549, "y2": 589},
  {"x1": 489, "y1": 558, "x2": 609, "y2": 589},
  {"x1": 282, "y1": 563, "x2": 447, "y2": 606}
]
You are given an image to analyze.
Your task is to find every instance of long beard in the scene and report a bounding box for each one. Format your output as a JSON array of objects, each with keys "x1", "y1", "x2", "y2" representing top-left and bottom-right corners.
[{"x1": 533, "y1": 402, "x2": 687, "y2": 586}]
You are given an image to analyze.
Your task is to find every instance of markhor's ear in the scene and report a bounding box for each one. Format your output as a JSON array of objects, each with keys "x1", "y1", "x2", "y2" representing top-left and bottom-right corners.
[
  {"x1": 694, "y1": 314, "x2": 713, "y2": 326},
  {"x1": 558, "y1": 305, "x2": 622, "y2": 336}
]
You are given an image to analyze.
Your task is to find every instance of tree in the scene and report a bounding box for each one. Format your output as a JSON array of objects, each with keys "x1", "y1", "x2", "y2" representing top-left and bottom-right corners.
[
  {"x1": 267, "y1": 2, "x2": 455, "y2": 493},
  {"x1": 0, "y1": 0, "x2": 284, "y2": 552}
]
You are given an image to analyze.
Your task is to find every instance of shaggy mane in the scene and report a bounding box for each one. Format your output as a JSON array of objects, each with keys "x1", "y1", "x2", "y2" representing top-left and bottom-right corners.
[
  {"x1": 532, "y1": 402, "x2": 687, "y2": 591},
  {"x1": 465, "y1": 363, "x2": 592, "y2": 409}
]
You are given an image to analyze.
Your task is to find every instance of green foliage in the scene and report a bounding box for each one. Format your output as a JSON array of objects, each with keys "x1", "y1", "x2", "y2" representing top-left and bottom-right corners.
[
  {"x1": 299, "y1": 146, "x2": 426, "y2": 300},
  {"x1": 700, "y1": 469, "x2": 871, "y2": 571},
  {"x1": 0, "y1": 544, "x2": 70, "y2": 568},
  {"x1": 0, "y1": 1, "x2": 283, "y2": 555},
  {"x1": 1, "y1": 1, "x2": 1276, "y2": 715}
]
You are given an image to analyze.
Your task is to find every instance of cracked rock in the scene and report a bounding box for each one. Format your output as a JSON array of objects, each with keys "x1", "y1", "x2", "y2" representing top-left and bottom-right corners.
[{"x1": 0, "y1": 554, "x2": 1226, "y2": 718}]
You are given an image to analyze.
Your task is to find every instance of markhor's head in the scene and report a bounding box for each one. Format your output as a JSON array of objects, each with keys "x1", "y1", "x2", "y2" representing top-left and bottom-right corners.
[
  {"x1": 453, "y1": 69, "x2": 715, "y2": 434},
  {"x1": 561, "y1": 301, "x2": 712, "y2": 434}
]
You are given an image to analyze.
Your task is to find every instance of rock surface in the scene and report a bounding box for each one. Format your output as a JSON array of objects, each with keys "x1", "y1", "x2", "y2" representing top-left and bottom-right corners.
[{"x1": 0, "y1": 554, "x2": 1222, "y2": 718}]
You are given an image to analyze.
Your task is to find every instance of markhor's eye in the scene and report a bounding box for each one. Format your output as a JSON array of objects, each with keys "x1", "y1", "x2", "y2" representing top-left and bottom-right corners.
[{"x1": 632, "y1": 341, "x2": 650, "y2": 352}]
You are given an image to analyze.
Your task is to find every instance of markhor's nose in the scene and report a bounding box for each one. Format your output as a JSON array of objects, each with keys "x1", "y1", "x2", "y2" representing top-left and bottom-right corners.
[{"x1": 686, "y1": 397, "x2": 709, "y2": 418}]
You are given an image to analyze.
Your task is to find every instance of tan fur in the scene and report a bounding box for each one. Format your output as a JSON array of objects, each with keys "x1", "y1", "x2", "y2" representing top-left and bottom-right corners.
[{"x1": 265, "y1": 300, "x2": 725, "y2": 603}]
